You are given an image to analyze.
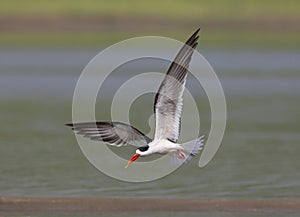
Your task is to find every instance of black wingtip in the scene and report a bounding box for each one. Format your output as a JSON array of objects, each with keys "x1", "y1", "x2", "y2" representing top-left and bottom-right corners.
[
  {"x1": 65, "y1": 123, "x2": 74, "y2": 127},
  {"x1": 185, "y1": 28, "x2": 200, "y2": 46},
  {"x1": 191, "y1": 28, "x2": 200, "y2": 38}
]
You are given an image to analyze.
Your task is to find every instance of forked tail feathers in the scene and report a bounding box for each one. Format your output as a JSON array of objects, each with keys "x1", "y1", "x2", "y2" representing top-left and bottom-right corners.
[
  {"x1": 184, "y1": 135, "x2": 205, "y2": 162},
  {"x1": 170, "y1": 135, "x2": 205, "y2": 165}
]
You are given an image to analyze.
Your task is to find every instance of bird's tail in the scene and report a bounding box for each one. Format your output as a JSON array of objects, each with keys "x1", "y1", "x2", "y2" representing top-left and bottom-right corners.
[
  {"x1": 170, "y1": 136, "x2": 205, "y2": 165},
  {"x1": 183, "y1": 135, "x2": 205, "y2": 162}
]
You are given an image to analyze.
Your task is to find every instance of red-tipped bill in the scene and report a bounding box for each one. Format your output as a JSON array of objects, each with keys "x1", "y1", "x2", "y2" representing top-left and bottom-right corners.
[{"x1": 125, "y1": 153, "x2": 140, "y2": 168}]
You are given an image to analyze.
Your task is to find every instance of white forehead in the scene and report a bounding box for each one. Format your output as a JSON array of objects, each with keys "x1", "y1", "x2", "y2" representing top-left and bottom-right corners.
[{"x1": 136, "y1": 149, "x2": 142, "y2": 155}]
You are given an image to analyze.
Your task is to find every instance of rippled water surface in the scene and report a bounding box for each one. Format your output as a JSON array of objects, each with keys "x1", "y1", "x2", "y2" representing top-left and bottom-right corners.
[{"x1": 0, "y1": 48, "x2": 299, "y2": 200}]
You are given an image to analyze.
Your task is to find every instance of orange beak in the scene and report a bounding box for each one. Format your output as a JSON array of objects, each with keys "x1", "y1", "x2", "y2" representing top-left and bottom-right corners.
[{"x1": 125, "y1": 153, "x2": 141, "y2": 168}]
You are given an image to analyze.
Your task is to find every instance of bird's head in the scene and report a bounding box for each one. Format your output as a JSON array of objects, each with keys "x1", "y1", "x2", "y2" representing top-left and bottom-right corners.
[{"x1": 125, "y1": 146, "x2": 149, "y2": 168}]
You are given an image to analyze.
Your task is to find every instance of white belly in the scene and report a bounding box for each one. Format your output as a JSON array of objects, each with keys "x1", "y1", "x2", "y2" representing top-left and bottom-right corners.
[{"x1": 149, "y1": 139, "x2": 183, "y2": 154}]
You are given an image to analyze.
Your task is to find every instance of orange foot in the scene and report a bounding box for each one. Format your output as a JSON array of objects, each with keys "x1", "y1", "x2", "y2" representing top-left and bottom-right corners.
[{"x1": 176, "y1": 151, "x2": 185, "y2": 159}]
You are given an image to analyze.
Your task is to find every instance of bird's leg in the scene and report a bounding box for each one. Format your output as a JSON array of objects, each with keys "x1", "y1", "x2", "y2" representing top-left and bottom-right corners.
[{"x1": 176, "y1": 150, "x2": 186, "y2": 159}]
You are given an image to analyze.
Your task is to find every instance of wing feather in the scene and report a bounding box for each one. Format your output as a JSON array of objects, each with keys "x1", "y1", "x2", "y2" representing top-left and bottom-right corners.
[
  {"x1": 154, "y1": 28, "x2": 200, "y2": 142},
  {"x1": 66, "y1": 122, "x2": 151, "y2": 147}
]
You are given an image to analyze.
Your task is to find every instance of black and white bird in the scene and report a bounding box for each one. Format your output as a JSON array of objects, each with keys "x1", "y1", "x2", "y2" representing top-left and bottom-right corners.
[{"x1": 66, "y1": 28, "x2": 204, "y2": 168}]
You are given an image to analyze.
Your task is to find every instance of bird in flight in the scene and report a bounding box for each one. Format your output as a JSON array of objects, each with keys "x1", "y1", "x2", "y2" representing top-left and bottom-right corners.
[{"x1": 66, "y1": 28, "x2": 204, "y2": 168}]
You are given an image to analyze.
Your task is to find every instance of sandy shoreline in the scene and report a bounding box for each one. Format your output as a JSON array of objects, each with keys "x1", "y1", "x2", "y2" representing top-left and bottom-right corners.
[{"x1": 1, "y1": 197, "x2": 300, "y2": 213}]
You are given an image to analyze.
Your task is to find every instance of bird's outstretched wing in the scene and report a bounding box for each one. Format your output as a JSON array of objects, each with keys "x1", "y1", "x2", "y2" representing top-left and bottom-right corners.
[
  {"x1": 66, "y1": 122, "x2": 152, "y2": 147},
  {"x1": 154, "y1": 28, "x2": 200, "y2": 142}
]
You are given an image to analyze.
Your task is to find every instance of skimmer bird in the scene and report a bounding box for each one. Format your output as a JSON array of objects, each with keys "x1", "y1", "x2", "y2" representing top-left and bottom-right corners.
[{"x1": 66, "y1": 28, "x2": 204, "y2": 168}]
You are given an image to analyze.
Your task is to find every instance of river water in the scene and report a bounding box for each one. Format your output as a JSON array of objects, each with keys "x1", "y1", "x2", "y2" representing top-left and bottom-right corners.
[{"x1": 0, "y1": 48, "x2": 299, "y2": 202}]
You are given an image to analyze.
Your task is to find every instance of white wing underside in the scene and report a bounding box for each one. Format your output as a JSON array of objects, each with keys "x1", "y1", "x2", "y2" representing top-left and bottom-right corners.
[
  {"x1": 154, "y1": 76, "x2": 186, "y2": 142},
  {"x1": 154, "y1": 29, "x2": 199, "y2": 142}
]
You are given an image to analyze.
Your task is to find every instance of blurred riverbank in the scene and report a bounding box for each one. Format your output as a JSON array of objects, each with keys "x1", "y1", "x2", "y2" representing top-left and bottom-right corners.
[{"x1": 0, "y1": 0, "x2": 299, "y2": 48}]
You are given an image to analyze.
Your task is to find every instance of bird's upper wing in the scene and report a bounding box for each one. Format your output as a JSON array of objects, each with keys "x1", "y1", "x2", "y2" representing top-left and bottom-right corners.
[
  {"x1": 153, "y1": 28, "x2": 200, "y2": 142},
  {"x1": 66, "y1": 122, "x2": 152, "y2": 147}
]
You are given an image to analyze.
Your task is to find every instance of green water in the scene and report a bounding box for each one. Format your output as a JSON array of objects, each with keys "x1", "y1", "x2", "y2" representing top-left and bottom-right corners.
[{"x1": 0, "y1": 49, "x2": 299, "y2": 201}]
